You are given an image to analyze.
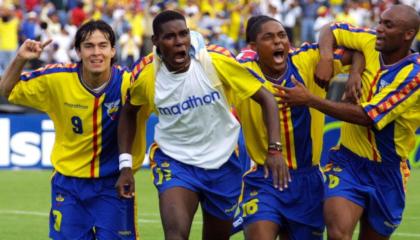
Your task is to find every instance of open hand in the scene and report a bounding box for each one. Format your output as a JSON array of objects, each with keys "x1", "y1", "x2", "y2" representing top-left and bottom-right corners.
[{"x1": 273, "y1": 77, "x2": 312, "y2": 107}]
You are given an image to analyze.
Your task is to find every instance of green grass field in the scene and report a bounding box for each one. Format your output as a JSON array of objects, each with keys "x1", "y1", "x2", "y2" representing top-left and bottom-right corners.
[{"x1": 0, "y1": 169, "x2": 419, "y2": 240}]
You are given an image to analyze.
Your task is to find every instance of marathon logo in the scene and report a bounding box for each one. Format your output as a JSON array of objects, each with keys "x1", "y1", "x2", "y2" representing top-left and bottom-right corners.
[{"x1": 158, "y1": 91, "x2": 221, "y2": 116}]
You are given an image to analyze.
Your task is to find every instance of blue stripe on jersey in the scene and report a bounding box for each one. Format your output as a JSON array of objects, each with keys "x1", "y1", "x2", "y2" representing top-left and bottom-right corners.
[
  {"x1": 373, "y1": 122, "x2": 399, "y2": 162},
  {"x1": 99, "y1": 67, "x2": 124, "y2": 177},
  {"x1": 246, "y1": 67, "x2": 265, "y2": 83},
  {"x1": 290, "y1": 43, "x2": 318, "y2": 57},
  {"x1": 330, "y1": 22, "x2": 376, "y2": 35},
  {"x1": 20, "y1": 63, "x2": 78, "y2": 81},
  {"x1": 288, "y1": 66, "x2": 314, "y2": 168}
]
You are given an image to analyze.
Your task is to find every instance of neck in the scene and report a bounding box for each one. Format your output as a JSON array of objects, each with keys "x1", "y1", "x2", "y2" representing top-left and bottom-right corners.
[
  {"x1": 81, "y1": 66, "x2": 112, "y2": 89},
  {"x1": 258, "y1": 61, "x2": 287, "y2": 83},
  {"x1": 381, "y1": 48, "x2": 412, "y2": 66}
]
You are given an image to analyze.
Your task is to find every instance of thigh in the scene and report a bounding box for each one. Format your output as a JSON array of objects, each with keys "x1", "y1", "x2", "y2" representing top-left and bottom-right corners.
[
  {"x1": 49, "y1": 175, "x2": 94, "y2": 240},
  {"x1": 159, "y1": 187, "x2": 200, "y2": 240},
  {"x1": 324, "y1": 196, "x2": 363, "y2": 240},
  {"x1": 202, "y1": 210, "x2": 233, "y2": 240},
  {"x1": 244, "y1": 220, "x2": 279, "y2": 240}
]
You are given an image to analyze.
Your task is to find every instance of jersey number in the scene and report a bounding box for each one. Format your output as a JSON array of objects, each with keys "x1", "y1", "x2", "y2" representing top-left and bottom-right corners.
[
  {"x1": 242, "y1": 199, "x2": 259, "y2": 217},
  {"x1": 52, "y1": 210, "x2": 62, "y2": 232},
  {"x1": 71, "y1": 116, "x2": 83, "y2": 134}
]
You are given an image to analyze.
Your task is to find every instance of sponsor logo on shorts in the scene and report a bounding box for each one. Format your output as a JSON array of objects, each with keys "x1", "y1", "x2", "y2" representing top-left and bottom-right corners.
[
  {"x1": 118, "y1": 230, "x2": 132, "y2": 236},
  {"x1": 312, "y1": 231, "x2": 324, "y2": 236},
  {"x1": 250, "y1": 190, "x2": 258, "y2": 196},
  {"x1": 332, "y1": 167, "x2": 342, "y2": 172},
  {"x1": 384, "y1": 221, "x2": 399, "y2": 229}
]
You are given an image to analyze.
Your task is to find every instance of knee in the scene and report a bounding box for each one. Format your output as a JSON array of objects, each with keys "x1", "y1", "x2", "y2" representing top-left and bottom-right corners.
[
  {"x1": 327, "y1": 226, "x2": 352, "y2": 240},
  {"x1": 164, "y1": 226, "x2": 189, "y2": 240}
]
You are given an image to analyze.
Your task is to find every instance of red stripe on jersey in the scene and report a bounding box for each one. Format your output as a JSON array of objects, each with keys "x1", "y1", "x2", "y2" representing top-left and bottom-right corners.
[
  {"x1": 367, "y1": 129, "x2": 378, "y2": 161},
  {"x1": 91, "y1": 98, "x2": 100, "y2": 177},
  {"x1": 281, "y1": 107, "x2": 293, "y2": 168},
  {"x1": 367, "y1": 70, "x2": 382, "y2": 101}
]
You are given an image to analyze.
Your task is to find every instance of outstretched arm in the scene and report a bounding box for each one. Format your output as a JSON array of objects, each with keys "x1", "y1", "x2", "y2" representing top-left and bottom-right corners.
[
  {"x1": 116, "y1": 101, "x2": 141, "y2": 198},
  {"x1": 274, "y1": 77, "x2": 372, "y2": 126},
  {"x1": 251, "y1": 86, "x2": 291, "y2": 190},
  {"x1": 0, "y1": 39, "x2": 52, "y2": 98}
]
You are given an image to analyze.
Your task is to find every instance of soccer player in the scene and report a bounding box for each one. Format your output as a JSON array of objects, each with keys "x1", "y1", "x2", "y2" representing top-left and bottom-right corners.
[
  {"x1": 277, "y1": 4, "x2": 420, "y2": 240},
  {"x1": 117, "y1": 10, "x2": 289, "y2": 240},
  {"x1": 234, "y1": 15, "x2": 364, "y2": 240},
  {"x1": 0, "y1": 20, "x2": 145, "y2": 239}
]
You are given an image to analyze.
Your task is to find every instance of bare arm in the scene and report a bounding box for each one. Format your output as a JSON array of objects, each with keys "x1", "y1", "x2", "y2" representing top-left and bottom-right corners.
[
  {"x1": 314, "y1": 24, "x2": 337, "y2": 88},
  {"x1": 275, "y1": 78, "x2": 372, "y2": 126},
  {"x1": 251, "y1": 86, "x2": 290, "y2": 190},
  {"x1": 341, "y1": 51, "x2": 365, "y2": 103},
  {"x1": 115, "y1": 101, "x2": 141, "y2": 198},
  {"x1": 0, "y1": 39, "x2": 52, "y2": 98}
]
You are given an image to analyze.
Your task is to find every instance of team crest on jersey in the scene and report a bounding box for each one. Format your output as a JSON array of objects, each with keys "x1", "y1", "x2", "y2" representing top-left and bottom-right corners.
[
  {"x1": 378, "y1": 79, "x2": 389, "y2": 91},
  {"x1": 104, "y1": 99, "x2": 121, "y2": 120}
]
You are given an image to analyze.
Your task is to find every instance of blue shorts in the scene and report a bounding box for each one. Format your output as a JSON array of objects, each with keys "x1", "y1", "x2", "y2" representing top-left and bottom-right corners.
[
  {"x1": 324, "y1": 146, "x2": 409, "y2": 236},
  {"x1": 49, "y1": 172, "x2": 138, "y2": 240},
  {"x1": 240, "y1": 165, "x2": 325, "y2": 240},
  {"x1": 150, "y1": 147, "x2": 242, "y2": 220}
]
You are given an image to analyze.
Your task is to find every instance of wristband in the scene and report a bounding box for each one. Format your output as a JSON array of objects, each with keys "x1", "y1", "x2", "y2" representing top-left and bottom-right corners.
[
  {"x1": 119, "y1": 153, "x2": 133, "y2": 170},
  {"x1": 268, "y1": 142, "x2": 283, "y2": 152}
]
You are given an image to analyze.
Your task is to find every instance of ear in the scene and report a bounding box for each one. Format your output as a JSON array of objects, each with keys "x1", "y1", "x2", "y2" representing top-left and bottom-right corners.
[
  {"x1": 76, "y1": 48, "x2": 81, "y2": 59},
  {"x1": 404, "y1": 29, "x2": 416, "y2": 41},
  {"x1": 111, "y1": 46, "x2": 116, "y2": 58},
  {"x1": 249, "y1": 42, "x2": 257, "y2": 51},
  {"x1": 152, "y1": 34, "x2": 158, "y2": 46}
]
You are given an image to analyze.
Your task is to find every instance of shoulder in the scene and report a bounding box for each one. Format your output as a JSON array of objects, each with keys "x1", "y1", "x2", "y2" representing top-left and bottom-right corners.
[
  {"x1": 207, "y1": 45, "x2": 236, "y2": 59},
  {"x1": 131, "y1": 54, "x2": 154, "y2": 81},
  {"x1": 20, "y1": 63, "x2": 78, "y2": 81}
]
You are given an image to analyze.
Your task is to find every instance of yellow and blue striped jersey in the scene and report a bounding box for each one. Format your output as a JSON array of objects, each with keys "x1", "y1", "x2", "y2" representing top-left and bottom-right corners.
[
  {"x1": 9, "y1": 63, "x2": 149, "y2": 178},
  {"x1": 236, "y1": 43, "x2": 345, "y2": 169},
  {"x1": 130, "y1": 45, "x2": 263, "y2": 111},
  {"x1": 331, "y1": 22, "x2": 420, "y2": 163}
]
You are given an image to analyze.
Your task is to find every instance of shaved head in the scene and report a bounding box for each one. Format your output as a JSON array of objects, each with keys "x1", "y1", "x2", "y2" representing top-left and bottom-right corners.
[{"x1": 388, "y1": 4, "x2": 420, "y2": 34}]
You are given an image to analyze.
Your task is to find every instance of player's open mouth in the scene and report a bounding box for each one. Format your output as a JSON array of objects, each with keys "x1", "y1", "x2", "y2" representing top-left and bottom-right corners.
[
  {"x1": 174, "y1": 51, "x2": 187, "y2": 64},
  {"x1": 376, "y1": 36, "x2": 385, "y2": 45},
  {"x1": 273, "y1": 50, "x2": 285, "y2": 64}
]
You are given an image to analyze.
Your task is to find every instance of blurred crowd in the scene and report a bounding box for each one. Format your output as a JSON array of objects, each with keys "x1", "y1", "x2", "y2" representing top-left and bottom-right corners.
[{"x1": 0, "y1": 0, "x2": 419, "y2": 74}]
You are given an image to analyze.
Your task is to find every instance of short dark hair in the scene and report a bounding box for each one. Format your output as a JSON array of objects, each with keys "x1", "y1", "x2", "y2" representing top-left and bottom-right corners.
[
  {"x1": 152, "y1": 10, "x2": 186, "y2": 36},
  {"x1": 74, "y1": 20, "x2": 116, "y2": 63},
  {"x1": 246, "y1": 15, "x2": 280, "y2": 43}
]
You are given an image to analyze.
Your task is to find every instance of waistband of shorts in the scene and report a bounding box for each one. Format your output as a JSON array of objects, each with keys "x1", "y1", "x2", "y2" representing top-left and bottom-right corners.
[
  {"x1": 256, "y1": 164, "x2": 320, "y2": 175},
  {"x1": 332, "y1": 145, "x2": 404, "y2": 168}
]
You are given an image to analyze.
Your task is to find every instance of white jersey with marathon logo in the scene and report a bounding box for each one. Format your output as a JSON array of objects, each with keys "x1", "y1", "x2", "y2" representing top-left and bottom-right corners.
[{"x1": 154, "y1": 59, "x2": 240, "y2": 169}]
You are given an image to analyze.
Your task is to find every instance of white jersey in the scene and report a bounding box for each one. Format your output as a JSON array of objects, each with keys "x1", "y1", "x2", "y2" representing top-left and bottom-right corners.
[{"x1": 154, "y1": 59, "x2": 240, "y2": 169}]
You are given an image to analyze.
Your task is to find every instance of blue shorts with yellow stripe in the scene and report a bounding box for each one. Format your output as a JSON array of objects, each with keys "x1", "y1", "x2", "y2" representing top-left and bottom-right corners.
[
  {"x1": 240, "y1": 165, "x2": 325, "y2": 240},
  {"x1": 324, "y1": 146, "x2": 410, "y2": 236},
  {"x1": 150, "y1": 147, "x2": 242, "y2": 220},
  {"x1": 49, "y1": 172, "x2": 139, "y2": 240}
]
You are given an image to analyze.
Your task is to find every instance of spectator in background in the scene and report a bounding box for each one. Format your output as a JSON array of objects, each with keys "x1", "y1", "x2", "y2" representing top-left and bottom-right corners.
[
  {"x1": 0, "y1": 6, "x2": 19, "y2": 76},
  {"x1": 299, "y1": 0, "x2": 320, "y2": 43},
  {"x1": 119, "y1": 25, "x2": 141, "y2": 68},
  {"x1": 281, "y1": 0, "x2": 301, "y2": 45},
  {"x1": 20, "y1": 11, "x2": 40, "y2": 43},
  {"x1": 70, "y1": 1, "x2": 86, "y2": 27},
  {"x1": 314, "y1": 6, "x2": 332, "y2": 41}
]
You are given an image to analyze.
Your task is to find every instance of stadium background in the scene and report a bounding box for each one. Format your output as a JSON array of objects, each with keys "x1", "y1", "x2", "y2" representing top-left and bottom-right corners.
[{"x1": 0, "y1": 0, "x2": 419, "y2": 239}]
